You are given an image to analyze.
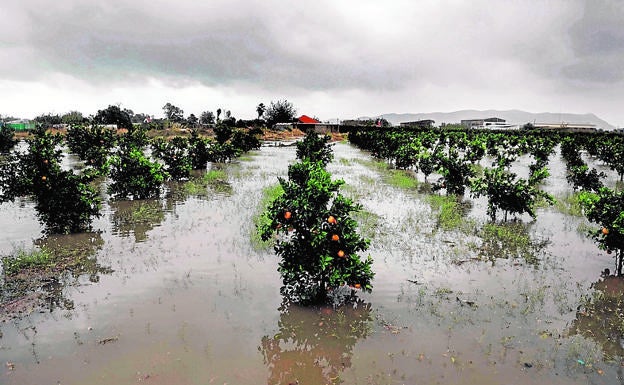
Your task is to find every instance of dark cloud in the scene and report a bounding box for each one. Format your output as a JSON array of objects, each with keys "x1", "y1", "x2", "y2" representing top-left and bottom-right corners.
[
  {"x1": 2, "y1": 0, "x2": 412, "y2": 91},
  {"x1": 1, "y1": 0, "x2": 623, "y2": 125},
  {"x1": 564, "y1": 0, "x2": 624, "y2": 83}
]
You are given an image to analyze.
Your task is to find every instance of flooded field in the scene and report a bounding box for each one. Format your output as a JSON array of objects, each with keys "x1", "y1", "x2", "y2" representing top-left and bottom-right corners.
[{"x1": 0, "y1": 141, "x2": 622, "y2": 385}]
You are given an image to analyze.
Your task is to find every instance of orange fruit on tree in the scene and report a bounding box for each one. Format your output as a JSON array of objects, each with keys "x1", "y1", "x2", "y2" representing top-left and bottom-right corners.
[
  {"x1": 331, "y1": 234, "x2": 340, "y2": 241},
  {"x1": 602, "y1": 227, "x2": 609, "y2": 235},
  {"x1": 337, "y1": 250, "x2": 345, "y2": 258},
  {"x1": 354, "y1": 283, "x2": 361, "y2": 289},
  {"x1": 284, "y1": 211, "x2": 292, "y2": 220},
  {"x1": 41, "y1": 176, "x2": 47, "y2": 181},
  {"x1": 327, "y1": 215, "x2": 336, "y2": 224}
]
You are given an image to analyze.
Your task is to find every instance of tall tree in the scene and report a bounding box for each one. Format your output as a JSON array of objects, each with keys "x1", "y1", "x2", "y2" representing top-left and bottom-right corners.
[
  {"x1": 93, "y1": 105, "x2": 133, "y2": 129},
  {"x1": 200, "y1": 111, "x2": 215, "y2": 125},
  {"x1": 256, "y1": 103, "x2": 266, "y2": 120},
  {"x1": 216, "y1": 108, "x2": 222, "y2": 122},
  {"x1": 265, "y1": 100, "x2": 297, "y2": 127},
  {"x1": 162, "y1": 103, "x2": 184, "y2": 123},
  {"x1": 187, "y1": 113, "x2": 198, "y2": 127},
  {"x1": 61, "y1": 111, "x2": 85, "y2": 126}
]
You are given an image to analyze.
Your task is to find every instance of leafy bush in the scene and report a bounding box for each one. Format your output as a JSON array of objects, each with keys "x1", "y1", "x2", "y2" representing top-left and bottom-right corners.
[
  {"x1": 108, "y1": 134, "x2": 167, "y2": 200},
  {"x1": 0, "y1": 124, "x2": 17, "y2": 152},
  {"x1": 471, "y1": 165, "x2": 554, "y2": 221},
  {"x1": 151, "y1": 137, "x2": 192, "y2": 180},
  {"x1": 580, "y1": 187, "x2": 624, "y2": 275},
  {"x1": 259, "y1": 160, "x2": 374, "y2": 304},
  {"x1": 296, "y1": 131, "x2": 334, "y2": 166},
  {"x1": 0, "y1": 126, "x2": 101, "y2": 233},
  {"x1": 65, "y1": 124, "x2": 117, "y2": 172}
]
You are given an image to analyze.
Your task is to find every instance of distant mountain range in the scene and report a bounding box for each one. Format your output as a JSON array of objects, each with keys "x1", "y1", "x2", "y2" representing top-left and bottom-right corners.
[{"x1": 357, "y1": 110, "x2": 616, "y2": 130}]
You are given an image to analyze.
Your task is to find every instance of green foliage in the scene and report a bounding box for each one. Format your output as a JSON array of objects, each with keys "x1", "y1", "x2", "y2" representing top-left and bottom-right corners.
[
  {"x1": 580, "y1": 187, "x2": 624, "y2": 275},
  {"x1": 260, "y1": 138, "x2": 374, "y2": 304},
  {"x1": 65, "y1": 124, "x2": 117, "y2": 172},
  {"x1": 567, "y1": 164, "x2": 605, "y2": 192},
  {"x1": 252, "y1": 184, "x2": 285, "y2": 250},
  {"x1": 471, "y1": 165, "x2": 554, "y2": 221},
  {"x1": 596, "y1": 135, "x2": 624, "y2": 181},
  {"x1": 426, "y1": 194, "x2": 467, "y2": 231},
  {"x1": 0, "y1": 124, "x2": 17, "y2": 152},
  {"x1": 0, "y1": 126, "x2": 101, "y2": 233},
  {"x1": 434, "y1": 147, "x2": 474, "y2": 196},
  {"x1": 264, "y1": 99, "x2": 297, "y2": 127},
  {"x1": 61, "y1": 111, "x2": 85, "y2": 126},
  {"x1": 151, "y1": 137, "x2": 192, "y2": 180},
  {"x1": 93, "y1": 105, "x2": 133, "y2": 129},
  {"x1": 230, "y1": 127, "x2": 263, "y2": 152},
  {"x1": 108, "y1": 134, "x2": 167, "y2": 200},
  {"x1": 388, "y1": 170, "x2": 418, "y2": 189},
  {"x1": 259, "y1": 160, "x2": 374, "y2": 304},
  {"x1": 162, "y1": 102, "x2": 184, "y2": 123},
  {"x1": 2, "y1": 248, "x2": 54, "y2": 276},
  {"x1": 296, "y1": 131, "x2": 334, "y2": 166},
  {"x1": 214, "y1": 123, "x2": 233, "y2": 144}
]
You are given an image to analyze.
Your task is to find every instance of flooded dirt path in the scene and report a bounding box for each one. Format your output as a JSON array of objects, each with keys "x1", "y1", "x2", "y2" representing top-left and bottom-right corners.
[{"x1": 0, "y1": 142, "x2": 620, "y2": 384}]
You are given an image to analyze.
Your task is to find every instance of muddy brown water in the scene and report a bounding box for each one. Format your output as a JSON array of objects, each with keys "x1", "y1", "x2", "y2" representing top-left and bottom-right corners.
[{"x1": 0, "y1": 142, "x2": 622, "y2": 384}]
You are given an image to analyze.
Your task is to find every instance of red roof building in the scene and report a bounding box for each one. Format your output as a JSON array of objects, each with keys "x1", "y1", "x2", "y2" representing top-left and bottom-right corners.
[{"x1": 297, "y1": 115, "x2": 320, "y2": 124}]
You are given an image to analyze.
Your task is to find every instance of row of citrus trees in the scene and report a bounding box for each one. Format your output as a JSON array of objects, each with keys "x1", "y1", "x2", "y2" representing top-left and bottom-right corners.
[
  {"x1": 0, "y1": 123, "x2": 262, "y2": 234},
  {"x1": 349, "y1": 126, "x2": 624, "y2": 274}
]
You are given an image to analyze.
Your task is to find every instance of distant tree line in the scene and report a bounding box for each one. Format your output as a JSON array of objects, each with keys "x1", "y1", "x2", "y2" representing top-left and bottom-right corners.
[{"x1": 19, "y1": 99, "x2": 299, "y2": 131}]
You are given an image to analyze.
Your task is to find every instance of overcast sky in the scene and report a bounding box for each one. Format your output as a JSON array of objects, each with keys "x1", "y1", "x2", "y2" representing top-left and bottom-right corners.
[{"x1": 1, "y1": 0, "x2": 623, "y2": 126}]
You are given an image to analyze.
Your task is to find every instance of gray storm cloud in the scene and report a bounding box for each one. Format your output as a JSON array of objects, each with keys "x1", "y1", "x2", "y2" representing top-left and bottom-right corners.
[
  {"x1": 3, "y1": 0, "x2": 414, "y2": 90},
  {"x1": 1, "y1": 0, "x2": 623, "y2": 125}
]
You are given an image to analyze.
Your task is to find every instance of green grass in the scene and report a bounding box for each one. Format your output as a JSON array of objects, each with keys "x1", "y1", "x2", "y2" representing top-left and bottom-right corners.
[
  {"x1": 477, "y1": 222, "x2": 541, "y2": 264},
  {"x1": 203, "y1": 169, "x2": 227, "y2": 182},
  {"x1": 355, "y1": 159, "x2": 419, "y2": 190},
  {"x1": 183, "y1": 169, "x2": 231, "y2": 195},
  {"x1": 388, "y1": 170, "x2": 419, "y2": 189},
  {"x1": 131, "y1": 201, "x2": 164, "y2": 223},
  {"x1": 553, "y1": 192, "x2": 584, "y2": 217},
  {"x1": 352, "y1": 209, "x2": 381, "y2": 241},
  {"x1": 2, "y1": 249, "x2": 54, "y2": 276},
  {"x1": 426, "y1": 194, "x2": 476, "y2": 232},
  {"x1": 251, "y1": 183, "x2": 285, "y2": 250}
]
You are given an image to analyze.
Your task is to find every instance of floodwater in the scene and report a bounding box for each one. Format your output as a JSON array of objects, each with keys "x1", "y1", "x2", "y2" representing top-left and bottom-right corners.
[{"x1": 0, "y1": 142, "x2": 621, "y2": 384}]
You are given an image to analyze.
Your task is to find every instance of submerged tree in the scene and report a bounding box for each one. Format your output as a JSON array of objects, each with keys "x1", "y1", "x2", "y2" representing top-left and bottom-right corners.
[
  {"x1": 0, "y1": 126, "x2": 101, "y2": 233},
  {"x1": 259, "y1": 132, "x2": 374, "y2": 304},
  {"x1": 580, "y1": 187, "x2": 624, "y2": 275}
]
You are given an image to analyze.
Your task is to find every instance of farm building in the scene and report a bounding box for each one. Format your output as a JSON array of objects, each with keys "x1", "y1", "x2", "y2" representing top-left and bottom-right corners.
[
  {"x1": 399, "y1": 119, "x2": 435, "y2": 128},
  {"x1": 294, "y1": 115, "x2": 340, "y2": 133},
  {"x1": 5, "y1": 119, "x2": 36, "y2": 131}
]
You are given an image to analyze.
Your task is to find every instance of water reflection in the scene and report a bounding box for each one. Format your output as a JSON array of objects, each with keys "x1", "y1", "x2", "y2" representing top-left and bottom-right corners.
[
  {"x1": 567, "y1": 275, "x2": 624, "y2": 359},
  {"x1": 1, "y1": 232, "x2": 112, "y2": 320},
  {"x1": 260, "y1": 300, "x2": 372, "y2": 385},
  {"x1": 109, "y1": 199, "x2": 167, "y2": 242},
  {"x1": 477, "y1": 221, "x2": 549, "y2": 264}
]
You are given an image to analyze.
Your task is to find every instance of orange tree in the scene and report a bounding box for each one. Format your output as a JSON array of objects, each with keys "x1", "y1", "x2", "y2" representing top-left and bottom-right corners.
[
  {"x1": 107, "y1": 127, "x2": 167, "y2": 200},
  {"x1": 259, "y1": 160, "x2": 374, "y2": 304},
  {"x1": 65, "y1": 124, "x2": 117, "y2": 172},
  {"x1": 580, "y1": 187, "x2": 624, "y2": 275},
  {"x1": 0, "y1": 126, "x2": 101, "y2": 233},
  {"x1": 259, "y1": 131, "x2": 373, "y2": 304},
  {"x1": 151, "y1": 137, "x2": 192, "y2": 180},
  {"x1": 0, "y1": 123, "x2": 16, "y2": 152}
]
